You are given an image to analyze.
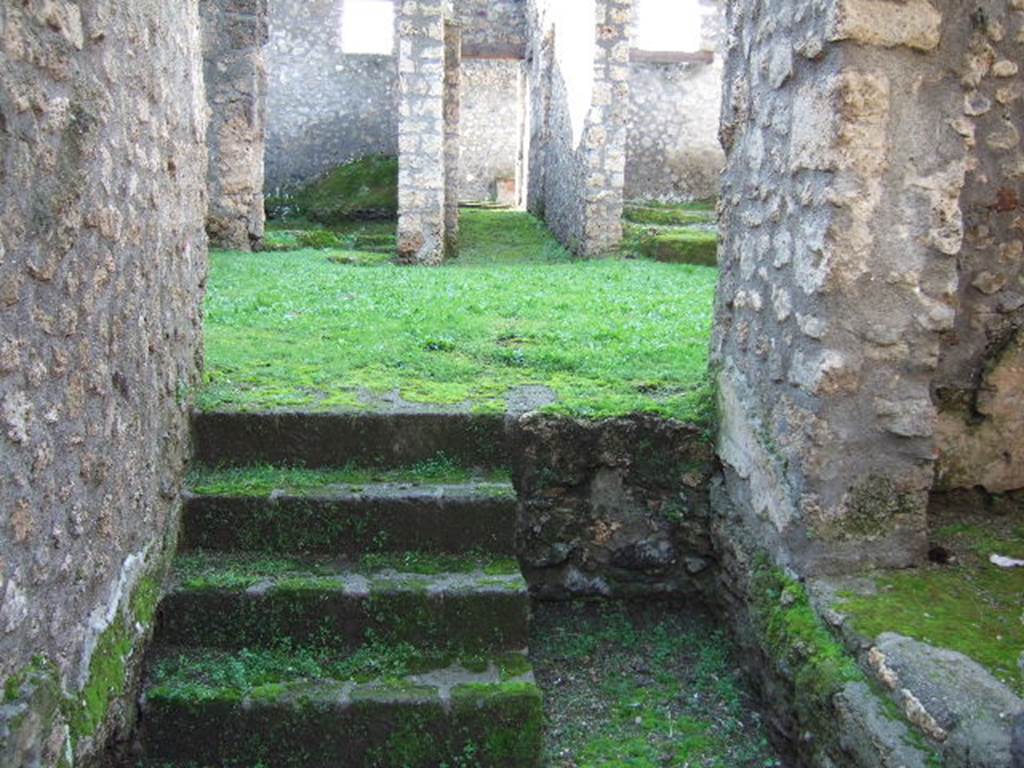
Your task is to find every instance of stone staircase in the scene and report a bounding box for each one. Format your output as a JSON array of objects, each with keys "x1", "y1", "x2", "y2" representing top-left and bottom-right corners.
[{"x1": 134, "y1": 412, "x2": 543, "y2": 767}]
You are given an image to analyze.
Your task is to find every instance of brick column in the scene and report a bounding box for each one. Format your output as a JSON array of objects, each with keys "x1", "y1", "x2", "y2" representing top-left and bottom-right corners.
[{"x1": 396, "y1": 0, "x2": 447, "y2": 265}]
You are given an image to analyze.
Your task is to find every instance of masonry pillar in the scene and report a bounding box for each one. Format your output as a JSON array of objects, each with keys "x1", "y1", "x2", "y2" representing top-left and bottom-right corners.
[
  {"x1": 525, "y1": 0, "x2": 632, "y2": 257},
  {"x1": 444, "y1": 21, "x2": 462, "y2": 258},
  {"x1": 396, "y1": 0, "x2": 448, "y2": 264},
  {"x1": 713, "y1": 0, "x2": 1022, "y2": 576},
  {"x1": 200, "y1": 0, "x2": 268, "y2": 250}
]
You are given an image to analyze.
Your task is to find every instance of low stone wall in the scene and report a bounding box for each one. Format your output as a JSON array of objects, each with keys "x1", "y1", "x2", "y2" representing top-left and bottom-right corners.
[{"x1": 511, "y1": 414, "x2": 716, "y2": 599}]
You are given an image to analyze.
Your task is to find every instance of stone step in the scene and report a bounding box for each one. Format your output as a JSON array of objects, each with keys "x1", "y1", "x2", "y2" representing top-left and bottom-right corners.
[
  {"x1": 181, "y1": 482, "x2": 518, "y2": 556},
  {"x1": 137, "y1": 651, "x2": 543, "y2": 768},
  {"x1": 192, "y1": 411, "x2": 510, "y2": 469},
  {"x1": 154, "y1": 557, "x2": 530, "y2": 655}
]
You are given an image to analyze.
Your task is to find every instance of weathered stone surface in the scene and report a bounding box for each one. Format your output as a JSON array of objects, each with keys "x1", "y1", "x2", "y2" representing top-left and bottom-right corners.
[
  {"x1": 712, "y1": 0, "x2": 1024, "y2": 576},
  {"x1": 870, "y1": 633, "x2": 1024, "y2": 768},
  {"x1": 511, "y1": 413, "x2": 716, "y2": 598},
  {"x1": 397, "y1": 0, "x2": 450, "y2": 264},
  {"x1": 834, "y1": 682, "x2": 932, "y2": 768},
  {"x1": 459, "y1": 59, "x2": 522, "y2": 203},
  {"x1": 932, "y1": 0, "x2": 1024, "y2": 495},
  {"x1": 0, "y1": 1, "x2": 207, "y2": 763},
  {"x1": 829, "y1": 0, "x2": 943, "y2": 52},
  {"x1": 264, "y1": 0, "x2": 397, "y2": 193},
  {"x1": 937, "y1": 329, "x2": 1024, "y2": 493},
  {"x1": 201, "y1": 0, "x2": 268, "y2": 250}
]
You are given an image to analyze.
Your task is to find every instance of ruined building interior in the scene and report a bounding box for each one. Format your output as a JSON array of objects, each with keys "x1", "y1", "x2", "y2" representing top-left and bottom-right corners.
[{"x1": 1, "y1": 0, "x2": 1023, "y2": 767}]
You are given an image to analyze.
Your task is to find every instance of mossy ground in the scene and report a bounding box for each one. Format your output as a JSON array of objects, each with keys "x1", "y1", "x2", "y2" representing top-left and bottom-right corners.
[
  {"x1": 836, "y1": 511, "x2": 1024, "y2": 695},
  {"x1": 530, "y1": 601, "x2": 780, "y2": 767},
  {"x1": 187, "y1": 455, "x2": 511, "y2": 496},
  {"x1": 201, "y1": 209, "x2": 717, "y2": 421}
]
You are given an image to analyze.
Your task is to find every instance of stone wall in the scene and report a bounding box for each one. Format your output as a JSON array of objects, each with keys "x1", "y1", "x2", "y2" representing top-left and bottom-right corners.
[
  {"x1": 625, "y1": 1, "x2": 725, "y2": 202},
  {"x1": 443, "y1": 22, "x2": 461, "y2": 256},
  {"x1": 459, "y1": 59, "x2": 522, "y2": 203},
  {"x1": 453, "y1": 0, "x2": 528, "y2": 51},
  {"x1": 625, "y1": 58, "x2": 724, "y2": 202},
  {"x1": 713, "y1": 0, "x2": 1024, "y2": 577},
  {"x1": 527, "y1": 0, "x2": 632, "y2": 257},
  {"x1": 201, "y1": 0, "x2": 268, "y2": 250},
  {"x1": 264, "y1": 0, "x2": 529, "y2": 195},
  {"x1": 264, "y1": 0, "x2": 398, "y2": 193},
  {"x1": 0, "y1": 0, "x2": 207, "y2": 764},
  {"x1": 512, "y1": 415, "x2": 716, "y2": 599}
]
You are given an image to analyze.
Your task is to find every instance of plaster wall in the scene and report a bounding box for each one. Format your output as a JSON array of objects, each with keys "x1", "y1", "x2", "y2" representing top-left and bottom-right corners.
[{"x1": 625, "y1": 59, "x2": 724, "y2": 202}]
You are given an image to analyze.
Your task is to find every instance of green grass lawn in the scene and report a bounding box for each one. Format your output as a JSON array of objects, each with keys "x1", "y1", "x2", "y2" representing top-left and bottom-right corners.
[{"x1": 200, "y1": 210, "x2": 717, "y2": 421}]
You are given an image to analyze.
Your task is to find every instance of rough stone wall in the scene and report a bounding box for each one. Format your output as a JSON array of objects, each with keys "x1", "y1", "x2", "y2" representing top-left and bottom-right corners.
[
  {"x1": 264, "y1": 0, "x2": 398, "y2": 193},
  {"x1": 625, "y1": 1, "x2": 725, "y2": 202},
  {"x1": 0, "y1": 0, "x2": 207, "y2": 764},
  {"x1": 625, "y1": 60, "x2": 724, "y2": 202},
  {"x1": 528, "y1": 0, "x2": 632, "y2": 257},
  {"x1": 452, "y1": 0, "x2": 527, "y2": 51},
  {"x1": 512, "y1": 415, "x2": 717, "y2": 599},
  {"x1": 263, "y1": 0, "x2": 527, "y2": 194},
  {"x1": 712, "y1": 0, "x2": 998, "y2": 575},
  {"x1": 931, "y1": 1, "x2": 1024, "y2": 496},
  {"x1": 396, "y1": 0, "x2": 448, "y2": 264},
  {"x1": 201, "y1": 0, "x2": 267, "y2": 250},
  {"x1": 459, "y1": 59, "x2": 521, "y2": 202}
]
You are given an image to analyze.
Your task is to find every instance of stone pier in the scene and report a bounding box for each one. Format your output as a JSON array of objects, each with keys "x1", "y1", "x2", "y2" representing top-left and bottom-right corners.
[
  {"x1": 713, "y1": 0, "x2": 1024, "y2": 576},
  {"x1": 200, "y1": 0, "x2": 269, "y2": 250},
  {"x1": 396, "y1": 0, "x2": 449, "y2": 264}
]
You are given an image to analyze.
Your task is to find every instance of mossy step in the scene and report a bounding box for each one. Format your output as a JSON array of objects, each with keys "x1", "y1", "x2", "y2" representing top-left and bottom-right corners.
[
  {"x1": 155, "y1": 560, "x2": 529, "y2": 655},
  {"x1": 138, "y1": 673, "x2": 542, "y2": 768},
  {"x1": 624, "y1": 204, "x2": 716, "y2": 227},
  {"x1": 629, "y1": 226, "x2": 719, "y2": 267},
  {"x1": 193, "y1": 411, "x2": 510, "y2": 470},
  {"x1": 182, "y1": 482, "x2": 516, "y2": 557}
]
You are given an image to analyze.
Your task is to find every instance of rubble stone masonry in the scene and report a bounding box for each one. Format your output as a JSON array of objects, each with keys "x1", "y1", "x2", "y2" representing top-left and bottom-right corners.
[
  {"x1": 713, "y1": 0, "x2": 1024, "y2": 576},
  {"x1": 0, "y1": 0, "x2": 207, "y2": 763}
]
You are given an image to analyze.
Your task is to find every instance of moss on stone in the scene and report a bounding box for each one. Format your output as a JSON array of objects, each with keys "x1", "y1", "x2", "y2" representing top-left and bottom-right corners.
[
  {"x1": 749, "y1": 560, "x2": 863, "y2": 728},
  {"x1": 624, "y1": 201, "x2": 717, "y2": 227},
  {"x1": 831, "y1": 475, "x2": 921, "y2": 540},
  {"x1": 624, "y1": 224, "x2": 719, "y2": 266},
  {"x1": 62, "y1": 571, "x2": 163, "y2": 747},
  {"x1": 837, "y1": 520, "x2": 1024, "y2": 695},
  {"x1": 188, "y1": 456, "x2": 505, "y2": 497},
  {"x1": 268, "y1": 155, "x2": 398, "y2": 224}
]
